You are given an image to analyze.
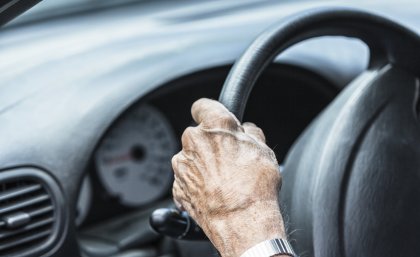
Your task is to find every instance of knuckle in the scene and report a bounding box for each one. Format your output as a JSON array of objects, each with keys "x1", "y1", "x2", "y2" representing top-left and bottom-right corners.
[
  {"x1": 218, "y1": 113, "x2": 238, "y2": 129},
  {"x1": 172, "y1": 182, "x2": 180, "y2": 196},
  {"x1": 171, "y1": 154, "x2": 179, "y2": 168},
  {"x1": 191, "y1": 98, "x2": 211, "y2": 117},
  {"x1": 263, "y1": 148, "x2": 277, "y2": 162},
  {"x1": 192, "y1": 98, "x2": 208, "y2": 110},
  {"x1": 184, "y1": 126, "x2": 196, "y2": 137},
  {"x1": 181, "y1": 126, "x2": 197, "y2": 145},
  {"x1": 255, "y1": 126, "x2": 264, "y2": 135},
  {"x1": 171, "y1": 153, "x2": 184, "y2": 172},
  {"x1": 252, "y1": 127, "x2": 266, "y2": 140},
  {"x1": 243, "y1": 122, "x2": 256, "y2": 128}
]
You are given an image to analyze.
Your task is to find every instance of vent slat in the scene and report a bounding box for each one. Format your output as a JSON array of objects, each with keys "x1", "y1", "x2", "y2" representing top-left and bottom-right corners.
[
  {"x1": 0, "y1": 229, "x2": 51, "y2": 251},
  {"x1": 0, "y1": 217, "x2": 53, "y2": 240},
  {"x1": 0, "y1": 185, "x2": 42, "y2": 202},
  {"x1": 0, "y1": 194, "x2": 49, "y2": 215},
  {"x1": 27, "y1": 205, "x2": 53, "y2": 217}
]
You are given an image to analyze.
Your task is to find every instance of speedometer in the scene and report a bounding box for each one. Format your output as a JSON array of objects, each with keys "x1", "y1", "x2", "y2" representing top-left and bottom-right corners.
[{"x1": 95, "y1": 104, "x2": 177, "y2": 207}]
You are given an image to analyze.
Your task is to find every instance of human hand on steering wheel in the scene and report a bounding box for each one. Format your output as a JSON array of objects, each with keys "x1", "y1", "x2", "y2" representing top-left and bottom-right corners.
[{"x1": 171, "y1": 98, "x2": 287, "y2": 257}]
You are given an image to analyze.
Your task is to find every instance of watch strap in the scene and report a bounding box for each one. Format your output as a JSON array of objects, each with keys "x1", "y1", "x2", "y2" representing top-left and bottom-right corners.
[{"x1": 240, "y1": 238, "x2": 296, "y2": 257}]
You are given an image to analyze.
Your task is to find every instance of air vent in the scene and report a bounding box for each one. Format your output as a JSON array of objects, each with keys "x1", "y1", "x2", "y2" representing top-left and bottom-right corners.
[{"x1": 0, "y1": 168, "x2": 64, "y2": 257}]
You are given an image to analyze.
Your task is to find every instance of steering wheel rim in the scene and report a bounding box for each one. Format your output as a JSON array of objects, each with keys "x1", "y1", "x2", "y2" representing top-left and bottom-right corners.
[
  {"x1": 218, "y1": 7, "x2": 420, "y2": 257},
  {"x1": 219, "y1": 7, "x2": 420, "y2": 121},
  {"x1": 151, "y1": 8, "x2": 420, "y2": 257}
]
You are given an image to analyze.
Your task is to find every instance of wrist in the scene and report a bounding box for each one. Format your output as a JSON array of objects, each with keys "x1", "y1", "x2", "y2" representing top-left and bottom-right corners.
[{"x1": 203, "y1": 200, "x2": 286, "y2": 257}]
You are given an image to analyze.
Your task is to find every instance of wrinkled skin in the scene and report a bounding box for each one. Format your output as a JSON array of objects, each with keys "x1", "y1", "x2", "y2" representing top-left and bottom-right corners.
[{"x1": 172, "y1": 98, "x2": 287, "y2": 257}]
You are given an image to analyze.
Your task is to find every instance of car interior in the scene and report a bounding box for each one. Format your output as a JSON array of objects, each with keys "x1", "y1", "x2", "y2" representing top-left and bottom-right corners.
[{"x1": 0, "y1": 0, "x2": 419, "y2": 257}]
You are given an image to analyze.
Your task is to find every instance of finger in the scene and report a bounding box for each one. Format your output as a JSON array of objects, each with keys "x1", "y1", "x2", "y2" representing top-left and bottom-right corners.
[
  {"x1": 191, "y1": 98, "x2": 242, "y2": 131},
  {"x1": 243, "y1": 122, "x2": 266, "y2": 143},
  {"x1": 172, "y1": 181, "x2": 186, "y2": 211},
  {"x1": 173, "y1": 181, "x2": 194, "y2": 215},
  {"x1": 172, "y1": 153, "x2": 197, "y2": 192},
  {"x1": 171, "y1": 153, "x2": 189, "y2": 183},
  {"x1": 181, "y1": 126, "x2": 197, "y2": 150},
  {"x1": 171, "y1": 152, "x2": 182, "y2": 174}
]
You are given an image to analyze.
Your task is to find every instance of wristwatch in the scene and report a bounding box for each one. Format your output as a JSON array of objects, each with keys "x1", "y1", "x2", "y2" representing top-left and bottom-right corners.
[{"x1": 240, "y1": 238, "x2": 297, "y2": 257}]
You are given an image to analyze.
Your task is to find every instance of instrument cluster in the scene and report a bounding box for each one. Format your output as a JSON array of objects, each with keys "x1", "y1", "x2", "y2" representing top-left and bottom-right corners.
[
  {"x1": 74, "y1": 64, "x2": 338, "y2": 227},
  {"x1": 76, "y1": 103, "x2": 178, "y2": 227}
]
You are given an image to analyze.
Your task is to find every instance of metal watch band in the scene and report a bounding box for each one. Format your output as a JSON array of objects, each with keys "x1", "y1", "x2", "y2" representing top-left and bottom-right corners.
[{"x1": 240, "y1": 238, "x2": 296, "y2": 257}]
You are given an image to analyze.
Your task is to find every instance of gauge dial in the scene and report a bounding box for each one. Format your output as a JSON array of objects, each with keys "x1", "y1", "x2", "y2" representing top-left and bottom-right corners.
[{"x1": 95, "y1": 105, "x2": 177, "y2": 207}]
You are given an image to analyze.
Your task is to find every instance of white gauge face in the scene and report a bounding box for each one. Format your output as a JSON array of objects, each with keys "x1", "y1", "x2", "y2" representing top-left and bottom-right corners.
[{"x1": 95, "y1": 105, "x2": 177, "y2": 207}]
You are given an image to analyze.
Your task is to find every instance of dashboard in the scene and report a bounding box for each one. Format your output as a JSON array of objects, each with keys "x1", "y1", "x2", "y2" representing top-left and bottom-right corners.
[
  {"x1": 72, "y1": 64, "x2": 337, "y2": 256},
  {"x1": 1, "y1": 0, "x2": 419, "y2": 256},
  {"x1": 76, "y1": 64, "x2": 336, "y2": 228}
]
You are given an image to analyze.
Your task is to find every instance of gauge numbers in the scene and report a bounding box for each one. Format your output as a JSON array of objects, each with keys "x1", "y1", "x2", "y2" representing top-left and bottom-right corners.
[{"x1": 95, "y1": 105, "x2": 177, "y2": 207}]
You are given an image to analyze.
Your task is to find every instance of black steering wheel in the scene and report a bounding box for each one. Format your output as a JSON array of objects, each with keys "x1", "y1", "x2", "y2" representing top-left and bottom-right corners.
[{"x1": 152, "y1": 7, "x2": 420, "y2": 257}]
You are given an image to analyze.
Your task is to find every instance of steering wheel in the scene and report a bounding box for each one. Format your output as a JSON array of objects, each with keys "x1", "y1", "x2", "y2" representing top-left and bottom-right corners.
[{"x1": 152, "y1": 7, "x2": 420, "y2": 257}]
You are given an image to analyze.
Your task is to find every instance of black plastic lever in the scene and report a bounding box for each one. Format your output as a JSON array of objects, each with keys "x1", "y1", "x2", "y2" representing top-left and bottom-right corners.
[{"x1": 149, "y1": 208, "x2": 207, "y2": 240}]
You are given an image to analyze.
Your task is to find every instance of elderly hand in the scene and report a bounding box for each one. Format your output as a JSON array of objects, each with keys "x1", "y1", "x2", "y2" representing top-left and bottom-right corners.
[{"x1": 172, "y1": 98, "x2": 286, "y2": 257}]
